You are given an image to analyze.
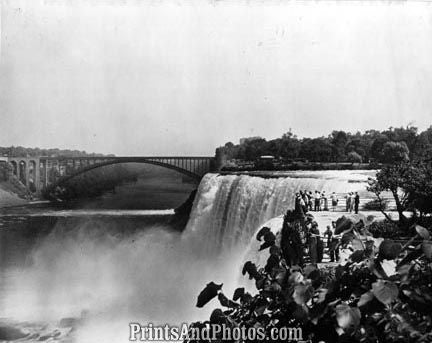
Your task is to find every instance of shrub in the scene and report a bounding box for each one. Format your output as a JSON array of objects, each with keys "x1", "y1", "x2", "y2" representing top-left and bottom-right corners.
[
  {"x1": 367, "y1": 220, "x2": 402, "y2": 239},
  {"x1": 363, "y1": 199, "x2": 388, "y2": 211}
]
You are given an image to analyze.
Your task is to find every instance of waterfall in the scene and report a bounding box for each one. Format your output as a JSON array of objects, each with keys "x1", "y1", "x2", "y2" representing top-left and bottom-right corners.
[
  {"x1": 183, "y1": 171, "x2": 372, "y2": 255},
  {"x1": 0, "y1": 170, "x2": 374, "y2": 343}
]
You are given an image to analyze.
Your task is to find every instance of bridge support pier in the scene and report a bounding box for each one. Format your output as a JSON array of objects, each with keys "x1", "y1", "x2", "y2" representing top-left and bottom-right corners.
[{"x1": 15, "y1": 160, "x2": 21, "y2": 181}]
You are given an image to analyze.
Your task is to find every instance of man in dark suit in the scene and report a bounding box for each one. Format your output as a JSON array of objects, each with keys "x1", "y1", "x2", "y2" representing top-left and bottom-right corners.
[{"x1": 354, "y1": 192, "x2": 360, "y2": 214}]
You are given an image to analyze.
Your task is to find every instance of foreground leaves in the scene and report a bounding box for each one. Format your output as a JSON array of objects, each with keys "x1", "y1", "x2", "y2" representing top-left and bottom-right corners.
[
  {"x1": 191, "y1": 212, "x2": 432, "y2": 343},
  {"x1": 371, "y1": 280, "x2": 399, "y2": 305}
]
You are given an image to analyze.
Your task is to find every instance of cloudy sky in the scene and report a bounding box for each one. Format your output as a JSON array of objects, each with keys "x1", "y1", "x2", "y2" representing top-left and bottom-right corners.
[{"x1": 1, "y1": 0, "x2": 431, "y2": 156}]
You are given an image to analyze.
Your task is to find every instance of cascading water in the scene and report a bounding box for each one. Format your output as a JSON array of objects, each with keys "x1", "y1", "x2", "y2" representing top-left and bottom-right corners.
[
  {"x1": 184, "y1": 172, "x2": 371, "y2": 255},
  {"x1": 0, "y1": 171, "x2": 373, "y2": 342}
]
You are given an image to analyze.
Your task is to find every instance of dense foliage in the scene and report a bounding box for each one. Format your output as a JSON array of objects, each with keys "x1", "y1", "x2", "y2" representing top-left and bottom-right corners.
[
  {"x1": 367, "y1": 160, "x2": 432, "y2": 223},
  {"x1": 188, "y1": 213, "x2": 432, "y2": 343},
  {"x1": 219, "y1": 126, "x2": 432, "y2": 163}
]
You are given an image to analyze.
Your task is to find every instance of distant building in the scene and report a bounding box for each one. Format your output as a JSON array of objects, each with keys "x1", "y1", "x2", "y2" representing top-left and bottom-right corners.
[
  {"x1": 239, "y1": 136, "x2": 262, "y2": 145},
  {"x1": 259, "y1": 155, "x2": 275, "y2": 160}
]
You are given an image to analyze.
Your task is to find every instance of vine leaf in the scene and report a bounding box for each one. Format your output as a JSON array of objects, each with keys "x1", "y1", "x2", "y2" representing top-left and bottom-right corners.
[
  {"x1": 372, "y1": 280, "x2": 398, "y2": 305},
  {"x1": 379, "y1": 240, "x2": 402, "y2": 260},
  {"x1": 293, "y1": 284, "x2": 314, "y2": 305},
  {"x1": 358, "y1": 291, "x2": 374, "y2": 307},
  {"x1": 415, "y1": 225, "x2": 430, "y2": 240},
  {"x1": 218, "y1": 292, "x2": 239, "y2": 308},
  {"x1": 196, "y1": 282, "x2": 223, "y2": 308},
  {"x1": 335, "y1": 303, "x2": 361, "y2": 332},
  {"x1": 381, "y1": 259, "x2": 397, "y2": 277},
  {"x1": 422, "y1": 241, "x2": 432, "y2": 260}
]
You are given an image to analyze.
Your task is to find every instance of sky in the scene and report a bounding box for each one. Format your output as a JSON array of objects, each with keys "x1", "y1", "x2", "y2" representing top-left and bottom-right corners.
[{"x1": 1, "y1": 0, "x2": 432, "y2": 156}]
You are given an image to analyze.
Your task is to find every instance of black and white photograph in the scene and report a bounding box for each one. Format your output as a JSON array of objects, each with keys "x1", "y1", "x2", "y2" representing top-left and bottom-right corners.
[{"x1": 1, "y1": 1, "x2": 432, "y2": 342}]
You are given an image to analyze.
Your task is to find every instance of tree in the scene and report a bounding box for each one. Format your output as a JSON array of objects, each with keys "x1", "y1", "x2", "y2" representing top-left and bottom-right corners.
[
  {"x1": 242, "y1": 138, "x2": 267, "y2": 160},
  {"x1": 404, "y1": 161, "x2": 432, "y2": 218},
  {"x1": 277, "y1": 132, "x2": 301, "y2": 159},
  {"x1": 299, "y1": 137, "x2": 333, "y2": 162},
  {"x1": 221, "y1": 142, "x2": 239, "y2": 160},
  {"x1": 224, "y1": 142, "x2": 234, "y2": 149},
  {"x1": 345, "y1": 135, "x2": 368, "y2": 161},
  {"x1": 367, "y1": 161, "x2": 418, "y2": 224},
  {"x1": 347, "y1": 151, "x2": 363, "y2": 164},
  {"x1": 383, "y1": 126, "x2": 418, "y2": 157},
  {"x1": 217, "y1": 126, "x2": 432, "y2": 164},
  {"x1": 412, "y1": 126, "x2": 432, "y2": 160},
  {"x1": 370, "y1": 134, "x2": 390, "y2": 161},
  {"x1": 380, "y1": 141, "x2": 410, "y2": 164},
  {"x1": 330, "y1": 130, "x2": 348, "y2": 161}
]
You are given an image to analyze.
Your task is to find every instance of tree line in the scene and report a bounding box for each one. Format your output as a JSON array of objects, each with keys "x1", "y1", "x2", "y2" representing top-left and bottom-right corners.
[
  {"x1": 0, "y1": 146, "x2": 111, "y2": 158},
  {"x1": 220, "y1": 126, "x2": 432, "y2": 164}
]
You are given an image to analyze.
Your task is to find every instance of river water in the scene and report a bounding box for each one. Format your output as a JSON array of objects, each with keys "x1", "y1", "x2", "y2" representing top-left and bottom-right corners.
[{"x1": 0, "y1": 170, "x2": 375, "y2": 342}]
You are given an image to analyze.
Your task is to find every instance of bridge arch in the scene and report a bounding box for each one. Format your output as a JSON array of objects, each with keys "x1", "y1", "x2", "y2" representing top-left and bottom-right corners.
[
  {"x1": 18, "y1": 160, "x2": 27, "y2": 185},
  {"x1": 47, "y1": 157, "x2": 212, "y2": 190},
  {"x1": 28, "y1": 160, "x2": 37, "y2": 192},
  {"x1": 9, "y1": 160, "x2": 18, "y2": 176}
]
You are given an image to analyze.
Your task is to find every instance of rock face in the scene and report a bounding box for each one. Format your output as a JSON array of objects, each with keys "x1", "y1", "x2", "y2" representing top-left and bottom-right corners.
[
  {"x1": 0, "y1": 325, "x2": 28, "y2": 341},
  {"x1": 172, "y1": 189, "x2": 198, "y2": 230},
  {"x1": 174, "y1": 189, "x2": 197, "y2": 216}
]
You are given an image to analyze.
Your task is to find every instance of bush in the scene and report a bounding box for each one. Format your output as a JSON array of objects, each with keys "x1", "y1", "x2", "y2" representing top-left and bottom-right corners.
[
  {"x1": 188, "y1": 214, "x2": 432, "y2": 343},
  {"x1": 367, "y1": 220, "x2": 402, "y2": 239}
]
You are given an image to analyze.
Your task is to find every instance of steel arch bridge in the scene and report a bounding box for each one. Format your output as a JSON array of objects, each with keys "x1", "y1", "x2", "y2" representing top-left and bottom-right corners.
[{"x1": 5, "y1": 156, "x2": 217, "y2": 193}]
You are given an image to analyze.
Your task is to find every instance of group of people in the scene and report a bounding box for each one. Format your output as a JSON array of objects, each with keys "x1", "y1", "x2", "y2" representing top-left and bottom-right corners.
[
  {"x1": 295, "y1": 190, "x2": 362, "y2": 215},
  {"x1": 304, "y1": 217, "x2": 341, "y2": 263},
  {"x1": 294, "y1": 190, "x2": 341, "y2": 213},
  {"x1": 345, "y1": 192, "x2": 360, "y2": 214},
  {"x1": 292, "y1": 189, "x2": 361, "y2": 264}
]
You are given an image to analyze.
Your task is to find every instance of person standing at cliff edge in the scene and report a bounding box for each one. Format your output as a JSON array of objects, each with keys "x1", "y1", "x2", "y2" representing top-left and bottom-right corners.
[
  {"x1": 345, "y1": 192, "x2": 351, "y2": 212},
  {"x1": 321, "y1": 191, "x2": 329, "y2": 211},
  {"x1": 314, "y1": 191, "x2": 321, "y2": 211},
  {"x1": 354, "y1": 192, "x2": 360, "y2": 214},
  {"x1": 331, "y1": 192, "x2": 338, "y2": 211},
  {"x1": 308, "y1": 191, "x2": 313, "y2": 211},
  {"x1": 350, "y1": 192, "x2": 355, "y2": 213}
]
